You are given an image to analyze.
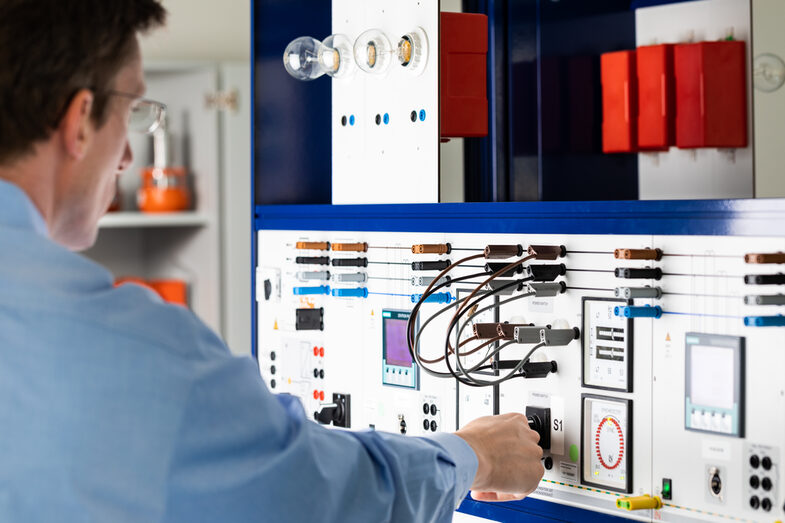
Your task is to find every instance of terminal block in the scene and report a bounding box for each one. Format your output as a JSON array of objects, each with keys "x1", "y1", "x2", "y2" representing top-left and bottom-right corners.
[
  {"x1": 496, "y1": 323, "x2": 533, "y2": 340},
  {"x1": 529, "y1": 282, "x2": 567, "y2": 297},
  {"x1": 527, "y1": 245, "x2": 566, "y2": 260},
  {"x1": 521, "y1": 361, "x2": 558, "y2": 379},
  {"x1": 745, "y1": 252, "x2": 785, "y2": 264},
  {"x1": 615, "y1": 267, "x2": 663, "y2": 280},
  {"x1": 744, "y1": 294, "x2": 785, "y2": 306},
  {"x1": 297, "y1": 271, "x2": 330, "y2": 281},
  {"x1": 331, "y1": 257, "x2": 368, "y2": 267},
  {"x1": 484, "y1": 279, "x2": 525, "y2": 295},
  {"x1": 529, "y1": 264, "x2": 567, "y2": 282},
  {"x1": 744, "y1": 273, "x2": 785, "y2": 285},
  {"x1": 410, "y1": 292, "x2": 453, "y2": 304},
  {"x1": 540, "y1": 327, "x2": 580, "y2": 346},
  {"x1": 331, "y1": 287, "x2": 368, "y2": 298},
  {"x1": 615, "y1": 286, "x2": 662, "y2": 299},
  {"x1": 485, "y1": 263, "x2": 527, "y2": 278},
  {"x1": 484, "y1": 244, "x2": 524, "y2": 259},
  {"x1": 615, "y1": 304, "x2": 662, "y2": 319},
  {"x1": 296, "y1": 241, "x2": 330, "y2": 251},
  {"x1": 473, "y1": 323, "x2": 502, "y2": 339},
  {"x1": 296, "y1": 256, "x2": 330, "y2": 266},
  {"x1": 293, "y1": 285, "x2": 330, "y2": 296},
  {"x1": 744, "y1": 315, "x2": 785, "y2": 327},
  {"x1": 332, "y1": 242, "x2": 368, "y2": 252},
  {"x1": 411, "y1": 275, "x2": 451, "y2": 287},
  {"x1": 412, "y1": 260, "x2": 451, "y2": 271},
  {"x1": 334, "y1": 272, "x2": 367, "y2": 283},
  {"x1": 412, "y1": 243, "x2": 451, "y2": 255},
  {"x1": 614, "y1": 248, "x2": 663, "y2": 261}
]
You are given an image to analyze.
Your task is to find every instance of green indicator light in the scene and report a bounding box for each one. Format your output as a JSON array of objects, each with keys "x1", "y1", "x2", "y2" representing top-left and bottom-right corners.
[
  {"x1": 569, "y1": 444, "x2": 579, "y2": 463},
  {"x1": 662, "y1": 478, "x2": 672, "y2": 500}
]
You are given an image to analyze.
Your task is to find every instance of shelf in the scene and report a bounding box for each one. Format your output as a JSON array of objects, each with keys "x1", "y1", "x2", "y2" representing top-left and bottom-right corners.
[{"x1": 98, "y1": 211, "x2": 210, "y2": 229}]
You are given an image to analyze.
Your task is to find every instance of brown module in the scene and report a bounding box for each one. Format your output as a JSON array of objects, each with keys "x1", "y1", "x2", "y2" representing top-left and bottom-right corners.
[
  {"x1": 332, "y1": 242, "x2": 368, "y2": 252},
  {"x1": 412, "y1": 244, "x2": 451, "y2": 255},
  {"x1": 745, "y1": 252, "x2": 785, "y2": 264},
  {"x1": 296, "y1": 241, "x2": 330, "y2": 251},
  {"x1": 614, "y1": 248, "x2": 663, "y2": 260}
]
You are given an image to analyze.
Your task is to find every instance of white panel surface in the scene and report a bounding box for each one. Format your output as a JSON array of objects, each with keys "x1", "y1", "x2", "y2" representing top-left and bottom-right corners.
[
  {"x1": 332, "y1": 0, "x2": 439, "y2": 204},
  {"x1": 635, "y1": 0, "x2": 754, "y2": 200}
]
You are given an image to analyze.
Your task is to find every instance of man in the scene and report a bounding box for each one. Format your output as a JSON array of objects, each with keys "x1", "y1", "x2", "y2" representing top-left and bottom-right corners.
[{"x1": 0, "y1": 1, "x2": 544, "y2": 521}]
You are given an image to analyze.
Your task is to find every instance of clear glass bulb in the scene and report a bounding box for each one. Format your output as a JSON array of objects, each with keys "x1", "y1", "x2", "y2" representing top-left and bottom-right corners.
[
  {"x1": 283, "y1": 34, "x2": 355, "y2": 81},
  {"x1": 397, "y1": 27, "x2": 429, "y2": 75},
  {"x1": 353, "y1": 29, "x2": 394, "y2": 75}
]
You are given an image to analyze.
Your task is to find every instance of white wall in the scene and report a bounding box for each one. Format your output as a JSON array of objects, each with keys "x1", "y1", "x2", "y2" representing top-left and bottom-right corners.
[{"x1": 139, "y1": 0, "x2": 251, "y2": 62}]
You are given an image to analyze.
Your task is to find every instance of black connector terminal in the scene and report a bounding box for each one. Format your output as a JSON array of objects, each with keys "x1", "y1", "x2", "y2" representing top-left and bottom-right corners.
[
  {"x1": 521, "y1": 361, "x2": 558, "y2": 379},
  {"x1": 744, "y1": 273, "x2": 785, "y2": 285},
  {"x1": 529, "y1": 264, "x2": 567, "y2": 282},
  {"x1": 615, "y1": 267, "x2": 663, "y2": 280},
  {"x1": 331, "y1": 257, "x2": 368, "y2": 267},
  {"x1": 484, "y1": 244, "x2": 524, "y2": 259},
  {"x1": 412, "y1": 260, "x2": 451, "y2": 271},
  {"x1": 528, "y1": 245, "x2": 567, "y2": 260},
  {"x1": 485, "y1": 263, "x2": 526, "y2": 278},
  {"x1": 296, "y1": 256, "x2": 330, "y2": 266},
  {"x1": 296, "y1": 308, "x2": 324, "y2": 331}
]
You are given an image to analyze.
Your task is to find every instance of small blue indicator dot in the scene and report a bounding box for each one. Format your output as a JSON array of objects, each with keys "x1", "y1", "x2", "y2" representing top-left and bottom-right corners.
[
  {"x1": 383, "y1": 113, "x2": 390, "y2": 125},
  {"x1": 349, "y1": 115, "x2": 355, "y2": 126},
  {"x1": 419, "y1": 109, "x2": 426, "y2": 121}
]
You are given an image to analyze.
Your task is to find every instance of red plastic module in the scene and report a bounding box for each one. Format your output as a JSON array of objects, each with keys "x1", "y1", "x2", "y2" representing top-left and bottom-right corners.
[
  {"x1": 674, "y1": 41, "x2": 747, "y2": 148},
  {"x1": 440, "y1": 12, "x2": 488, "y2": 138},
  {"x1": 601, "y1": 50, "x2": 638, "y2": 153},
  {"x1": 637, "y1": 44, "x2": 675, "y2": 151}
]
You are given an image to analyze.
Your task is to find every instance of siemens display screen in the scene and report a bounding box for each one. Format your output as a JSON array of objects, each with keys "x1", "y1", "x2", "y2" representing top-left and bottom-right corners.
[{"x1": 382, "y1": 310, "x2": 418, "y2": 389}]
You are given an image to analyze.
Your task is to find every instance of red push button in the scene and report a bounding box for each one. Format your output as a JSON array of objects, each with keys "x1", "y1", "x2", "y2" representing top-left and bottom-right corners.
[
  {"x1": 313, "y1": 390, "x2": 319, "y2": 400},
  {"x1": 319, "y1": 391, "x2": 325, "y2": 401},
  {"x1": 313, "y1": 346, "x2": 319, "y2": 356},
  {"x1": 319, "y1": 347, "x2": 325, "y2": 358}
]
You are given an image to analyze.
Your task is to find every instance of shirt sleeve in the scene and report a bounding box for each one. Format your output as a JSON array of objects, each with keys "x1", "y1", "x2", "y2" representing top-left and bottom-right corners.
[{"x1": 163, "y1": 349, "x2": 478, "y2": 523}]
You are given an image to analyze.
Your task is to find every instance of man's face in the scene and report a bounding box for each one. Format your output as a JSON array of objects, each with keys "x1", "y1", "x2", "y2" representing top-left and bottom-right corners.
[{"x1": 53, "y1": 38, "x2": 143, "y2": 251}]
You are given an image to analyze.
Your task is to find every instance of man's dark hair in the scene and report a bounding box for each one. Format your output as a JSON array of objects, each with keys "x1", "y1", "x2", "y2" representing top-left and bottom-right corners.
[{"x1": 0, "y1": 0, "x2": 166, "y2": 163}]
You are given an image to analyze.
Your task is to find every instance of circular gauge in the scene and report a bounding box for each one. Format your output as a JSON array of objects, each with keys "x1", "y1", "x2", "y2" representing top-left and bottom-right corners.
[{"x1": 595, "y1": 416, "x2": 625, "y2": 470}]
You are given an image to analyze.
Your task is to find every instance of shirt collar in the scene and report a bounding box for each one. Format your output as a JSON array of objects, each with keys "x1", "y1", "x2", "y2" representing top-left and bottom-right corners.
[{"x1": 0, "y1": 179, "x2": 50, "y2": 237}]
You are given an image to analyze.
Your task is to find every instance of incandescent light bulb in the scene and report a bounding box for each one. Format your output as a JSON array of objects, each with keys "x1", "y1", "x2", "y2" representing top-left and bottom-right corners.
[{"x1": 283, "y1": 34, "x2": 355, "y2": 81}]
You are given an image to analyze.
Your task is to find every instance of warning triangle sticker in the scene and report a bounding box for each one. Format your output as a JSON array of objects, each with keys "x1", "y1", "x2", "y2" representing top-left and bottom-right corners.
[
  {"x1": 665, "y1": 333, "x2": 671, "y2": 342},
  {"x1": 273, "y1": 320, "x2": 279, "y2": 330}
]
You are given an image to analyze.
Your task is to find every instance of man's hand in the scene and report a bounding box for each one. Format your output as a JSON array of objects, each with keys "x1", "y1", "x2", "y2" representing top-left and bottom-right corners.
[{"x1": 455, "y1": 412, "x2": 544, "y2": 501}]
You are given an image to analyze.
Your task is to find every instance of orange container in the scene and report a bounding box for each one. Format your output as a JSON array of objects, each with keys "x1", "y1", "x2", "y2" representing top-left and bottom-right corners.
[
  {"x1": 148, "y1": 279, "x2": 188, "y2": 306},
  {"x1": 115, "y1": 277, "x2": 188, "y2": 307},
  {"x1": 137, "y1": 167, "x2": 191, "y2": 213}
]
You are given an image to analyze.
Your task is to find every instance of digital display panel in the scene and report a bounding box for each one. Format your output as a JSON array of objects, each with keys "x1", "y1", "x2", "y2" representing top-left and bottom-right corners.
[{"x1": 384, "y1": 316, "x2": 412, "y2": 367}]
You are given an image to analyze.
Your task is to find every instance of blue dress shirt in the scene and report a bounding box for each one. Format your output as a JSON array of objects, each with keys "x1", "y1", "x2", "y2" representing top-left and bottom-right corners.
[{"x1": 0, "y1": 179, "x2": 477, "y2": 522}]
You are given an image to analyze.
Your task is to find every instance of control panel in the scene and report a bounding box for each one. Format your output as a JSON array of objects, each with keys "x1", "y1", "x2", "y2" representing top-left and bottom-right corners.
[{"x1": 256, "y1": 229, "x2": 785, "y2": 522}]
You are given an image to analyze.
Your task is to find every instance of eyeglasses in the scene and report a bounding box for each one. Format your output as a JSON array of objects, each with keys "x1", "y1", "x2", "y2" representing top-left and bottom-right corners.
[{"x1": 107, "y1": 90, "x2": 167, "y2": 134}]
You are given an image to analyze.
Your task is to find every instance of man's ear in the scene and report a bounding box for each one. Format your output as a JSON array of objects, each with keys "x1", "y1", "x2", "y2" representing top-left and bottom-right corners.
[{"x1": 59, "y1": 89, "x2": 95, "y2": 160}]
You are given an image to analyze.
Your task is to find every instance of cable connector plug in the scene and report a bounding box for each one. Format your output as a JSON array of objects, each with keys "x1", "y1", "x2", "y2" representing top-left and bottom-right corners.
[
  {"x1": 528, "y1": 282, "x2": 567, "y2": 297},
  {"x1": 484, "y1": 244, "x2": 524, "y2": 259}
]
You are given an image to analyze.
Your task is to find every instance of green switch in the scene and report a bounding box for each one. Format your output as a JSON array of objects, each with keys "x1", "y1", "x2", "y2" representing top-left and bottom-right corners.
[
  {"x1": 569, "y1": 444, "x2": 579, "y2": 463},
  {"x1": 662, "y1": 478, "x2": 672, "y2": 500}
]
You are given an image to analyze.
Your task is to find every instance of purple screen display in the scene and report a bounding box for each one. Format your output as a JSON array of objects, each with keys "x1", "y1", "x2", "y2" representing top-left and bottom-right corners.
[{"x1": 384, "y1": 318, "x2": 412, "y2": 368}]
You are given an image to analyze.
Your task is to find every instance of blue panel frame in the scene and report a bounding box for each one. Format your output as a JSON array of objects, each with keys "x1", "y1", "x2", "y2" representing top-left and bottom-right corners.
[
  {"x1": 458, "y1": 496, "x2": 629, "y2": 522},
  {"x1": 255, "y1": 199, "x2": 785, "y2": 237}
]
